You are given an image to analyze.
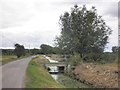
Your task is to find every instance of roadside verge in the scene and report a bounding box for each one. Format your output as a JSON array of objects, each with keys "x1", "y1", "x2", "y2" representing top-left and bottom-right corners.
[{"x1": 25, "y1": 55, "x2": 64, "y2": 88}]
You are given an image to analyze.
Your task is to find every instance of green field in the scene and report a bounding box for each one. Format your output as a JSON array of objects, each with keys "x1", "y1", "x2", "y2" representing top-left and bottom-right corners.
[
  {"x1": 1, "y1": 55, "x2": 17, "y2": 65},
  {"x1": 1, "y1": 55, "x2": 32, "y2": 65},
  {"x1": 25, "y1": 55, "x2": 64, "y2": 88}
]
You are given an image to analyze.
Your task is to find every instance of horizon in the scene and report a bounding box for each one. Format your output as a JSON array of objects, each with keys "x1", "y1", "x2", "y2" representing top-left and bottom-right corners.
[{"x1": 0, "y1": 0, "x2": 119, "y2": 52}]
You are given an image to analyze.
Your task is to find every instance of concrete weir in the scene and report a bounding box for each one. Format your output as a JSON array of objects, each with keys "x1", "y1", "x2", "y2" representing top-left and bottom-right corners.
[{"x1": 44, "y1": 56, "x2": 66, "y2": 74}]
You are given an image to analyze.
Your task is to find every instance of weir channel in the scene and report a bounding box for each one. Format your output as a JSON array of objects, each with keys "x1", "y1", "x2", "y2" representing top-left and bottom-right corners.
[
  {"x1": 44, "y1": 55, "x2": 92, "y2": 88},
  {"x1": 44, "y1": 56, "x2": 65, "y2": 80}
]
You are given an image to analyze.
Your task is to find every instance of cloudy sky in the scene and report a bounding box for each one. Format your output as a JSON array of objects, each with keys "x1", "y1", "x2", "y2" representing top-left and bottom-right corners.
[{"x1": 0, "y1": 0, "x2": 119, "y2": 52}]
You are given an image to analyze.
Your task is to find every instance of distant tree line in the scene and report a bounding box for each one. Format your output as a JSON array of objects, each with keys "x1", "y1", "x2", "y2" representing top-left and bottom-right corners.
[
  {"x1": 1, "y1": 43, "x2": 119, "y2": 64},
  {"x1": 2, "y1": 49, "x2": 14, "y2": 55},
  {"x1": 2, "y1": 43, "x2": 63, "y2": 57}
]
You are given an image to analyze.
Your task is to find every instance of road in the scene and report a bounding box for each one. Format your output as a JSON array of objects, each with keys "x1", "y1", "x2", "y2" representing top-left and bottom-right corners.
[{"x1": 1, "y1": 56, "x2": 35, "y2": 88}]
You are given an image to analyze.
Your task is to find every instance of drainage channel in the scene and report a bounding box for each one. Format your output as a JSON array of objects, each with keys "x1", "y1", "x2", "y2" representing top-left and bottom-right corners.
[{"x1": 44, "y1": 55, "x2": 92, "y2": 88}]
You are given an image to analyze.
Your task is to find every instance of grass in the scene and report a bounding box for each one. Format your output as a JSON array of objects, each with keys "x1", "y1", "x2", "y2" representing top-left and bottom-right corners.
[
  {"x1": 92, "y1": 61, "x2": 118, "y2": 67},
  {"x1": 1, "y1": 55, "x2": 17, "y2": 65},
  {"x1": 1, "y1": 54, "x2": 32, "y2": 65},
  {"x1": 57, "y1": 74, "x2": 91, "y2": 88},
  {"x1": 25, "y1": 55, "x2": 64, "y2": 88},
  {"x1": 102, "y1": 63, "x2": 118, "y2": 67}
]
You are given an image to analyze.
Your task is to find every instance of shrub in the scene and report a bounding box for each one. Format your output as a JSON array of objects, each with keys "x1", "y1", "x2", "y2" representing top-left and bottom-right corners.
[{"x1": 68, "y1": 53, "x2": 83, "y2": 66}]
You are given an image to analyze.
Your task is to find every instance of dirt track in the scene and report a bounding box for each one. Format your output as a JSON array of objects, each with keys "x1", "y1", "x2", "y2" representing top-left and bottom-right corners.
[
  {"x1": 2, "y1": 56, "x2": 35, "y2": 88},
  {"x1": 73, "y1": 63, "x2": 118, "y2": 88}
]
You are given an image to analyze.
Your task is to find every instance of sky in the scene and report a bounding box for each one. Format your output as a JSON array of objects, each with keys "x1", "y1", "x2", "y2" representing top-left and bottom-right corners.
[{"x1": 0, "y1": 0, "x2": 119, "y2": 52}]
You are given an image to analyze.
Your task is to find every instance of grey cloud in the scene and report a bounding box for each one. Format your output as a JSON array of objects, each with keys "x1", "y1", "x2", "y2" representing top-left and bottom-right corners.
[
  {"x1": 118, "y1": 2, "x2": 120, "y2": 23},
  {"x1": 51, "y1": 0, "x2": 92, "y2": 6},
  {"x1": 2, "y1": 32, "x2": 41, "y2": 48},
  {"x1": 0, "y1": 0, "x2": 34, "y2": 29},
  {"x1": 103, "y1": 2, "x2": 118, "y2": 17},
  {"x1": 118, "y1": 2, "x2": 120, "y2": 37},
  {"x1": 51, "y1": 0, "x2": 113, "y2": 6},
  {"x1": 1, "y1": 31, "x2": 55, "y2": 49},
  {"x1": 51, "y1": 0, "x2": 118, "y2": 18}
]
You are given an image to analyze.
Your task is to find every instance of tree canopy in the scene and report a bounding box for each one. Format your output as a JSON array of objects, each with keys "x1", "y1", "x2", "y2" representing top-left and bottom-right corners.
[
  {"x1": 40, "y1": 44, "x2": 62, "y2": 54},
  {"x1": 40, "y1": 44, "x2": 54, "y2": 54},
  {"x1": 55, "y1": 5, "x2": 112, "y2": 61},
  {"x1": 14, "y1": 43, "x2": 25, "y2": 58}
]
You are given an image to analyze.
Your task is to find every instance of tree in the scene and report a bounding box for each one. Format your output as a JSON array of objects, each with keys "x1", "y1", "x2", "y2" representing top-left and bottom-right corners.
[
  {"x1": 112, "y1": 46, "x2": 118, "y2": 53},
  {"x1": 40, "y1": 44, "x2": 54, "y2": 54},
  {"x1": 14, "y1": 43, "x2": 25, "y2": 58},
  {"x1": 55, "y1": 5, "x2": 112, "y2": 61},
  {"x1": 53, "y1": 47, "x2": 62, "y2": 54},
  {"x1": 30, "y1": 48, "x2": 40, "y2": 55}
]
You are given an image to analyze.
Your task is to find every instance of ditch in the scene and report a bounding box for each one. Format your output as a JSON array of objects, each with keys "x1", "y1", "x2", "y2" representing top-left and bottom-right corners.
[{"x1": 45, "y1": 56, "x2": 92, "y2": 88}]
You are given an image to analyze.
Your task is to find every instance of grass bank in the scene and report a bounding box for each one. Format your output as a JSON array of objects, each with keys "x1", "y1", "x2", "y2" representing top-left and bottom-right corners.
[
  {"x1": 57, "y1": 74, "x2": 91, "y2": 88},
  {"x1": 25, "y1": 55, "x2": 64, "y2": 88}
]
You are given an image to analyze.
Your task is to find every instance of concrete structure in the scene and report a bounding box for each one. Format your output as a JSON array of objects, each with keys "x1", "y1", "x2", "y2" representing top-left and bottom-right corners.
[
  {"x1": 45, "y1": 62, "x2": 66, "y2": 67},
  {"x1": 45, "y1": 62, "x2": 66, "y2": 73}
]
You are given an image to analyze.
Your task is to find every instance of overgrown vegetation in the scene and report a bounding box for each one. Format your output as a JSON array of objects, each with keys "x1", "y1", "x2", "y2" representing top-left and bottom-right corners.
[
  {"x1": 25, "y1": 56, "x2": 64, "y2": 88},
  {"x1": 68, "y1": 53, "x2": 83, "y2": 66},
  {"x1": 67, "y1": 52, "x2": 118, "y2": 66}
]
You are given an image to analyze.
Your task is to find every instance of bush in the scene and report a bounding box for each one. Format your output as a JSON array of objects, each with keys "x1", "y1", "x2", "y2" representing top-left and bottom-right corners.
[
  {"x1": 82, "y1": 53, "x2": 102, "y2": 62},
  {"x1": 68, "y1": 53, "x2": 83, "y2": 66},
  {"x1": 100, "y1": 52, "x2": 117, "y2": 64}
]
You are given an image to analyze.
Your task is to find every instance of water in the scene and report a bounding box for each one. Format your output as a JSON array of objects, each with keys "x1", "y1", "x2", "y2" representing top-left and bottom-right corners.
[
  {"x1": 44, "y1": 56, "x2": 59, "y2": 80},
  {"x1": 45, "y1": 56, "x2": 58, "y2": 63},
  {"x1": 51, "y1": 74, "x2": 59, "y2": 81}
]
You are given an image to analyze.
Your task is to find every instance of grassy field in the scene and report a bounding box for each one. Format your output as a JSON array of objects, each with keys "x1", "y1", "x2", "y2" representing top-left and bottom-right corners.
[
  {"x1": 1, "y1": 55, "x2": 32, "y2": 65},
  {"x1": 1, "y1": 55, "x2": 17, "y2": 65},
  {"x1": 25, "y1": 55, "x2": 64, "y2": 88}
]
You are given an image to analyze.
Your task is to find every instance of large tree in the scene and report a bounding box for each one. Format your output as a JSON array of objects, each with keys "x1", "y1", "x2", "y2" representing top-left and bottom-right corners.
[
  {"x1": 55, "y1": 5, "x2": 112, "y2": 61},
  {"x1": 14, "y1": 43, "x2": 25, "y2": 58},
  {"x1": 40, "y1": 44, "x2": 54, "y2": 54}
]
